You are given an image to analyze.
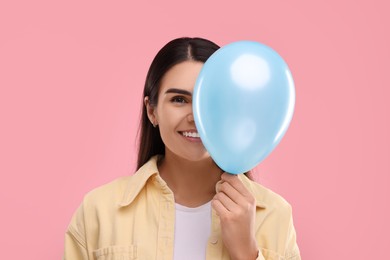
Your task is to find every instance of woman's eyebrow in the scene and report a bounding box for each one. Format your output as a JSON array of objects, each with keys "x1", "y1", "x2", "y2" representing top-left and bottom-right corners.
[{"x1": 165, "y1": 88, "x2": 192, "y2": 96}]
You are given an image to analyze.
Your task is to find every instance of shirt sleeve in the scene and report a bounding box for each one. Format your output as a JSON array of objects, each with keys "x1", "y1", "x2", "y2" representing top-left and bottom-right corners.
[
  {"x1": 63, "y1": 204, "x2": 89, "y2": 260},
  {"x1": 283, "y1": 208, "x2": 301, "y2": 260},
  {"x1": 256, "y1": 204, "x2": 301, "y2": 260}
]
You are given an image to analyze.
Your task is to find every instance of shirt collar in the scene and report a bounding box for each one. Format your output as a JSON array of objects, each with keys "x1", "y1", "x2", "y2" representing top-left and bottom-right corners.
[
  {"x1": 119, "y1": 155, "x2": 266, "y2": 209},
  {"x1": 238, "y1": 174, "x2": 267, "y2": 208},
  {"x1": 119, "y1": 155, "x2": 161, "y2": 207}
]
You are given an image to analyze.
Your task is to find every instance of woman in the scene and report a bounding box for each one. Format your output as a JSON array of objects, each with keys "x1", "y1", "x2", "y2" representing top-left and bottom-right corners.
[{"x1": 64, "y1": 37, "x2": 301, "y2": 260}]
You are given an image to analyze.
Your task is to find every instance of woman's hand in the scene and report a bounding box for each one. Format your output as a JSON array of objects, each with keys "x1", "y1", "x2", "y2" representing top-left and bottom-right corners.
[{"x1": 212, "y1": 173, "x2": 258, "y2": 260}]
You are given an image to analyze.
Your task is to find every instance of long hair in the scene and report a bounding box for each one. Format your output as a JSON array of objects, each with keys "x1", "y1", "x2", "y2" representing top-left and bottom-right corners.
[{"x1": 137, "y1": 37, "x2": 220, "y2": 169}]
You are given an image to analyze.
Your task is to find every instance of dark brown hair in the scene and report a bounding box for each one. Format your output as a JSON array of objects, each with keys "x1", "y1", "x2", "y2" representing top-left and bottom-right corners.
[{"x1": 137, "y1": 37, "x2": 220, "y2": 169}]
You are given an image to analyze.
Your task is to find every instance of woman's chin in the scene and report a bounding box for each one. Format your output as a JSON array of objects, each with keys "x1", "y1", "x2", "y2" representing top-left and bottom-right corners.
[{"x1": 175, "y1": 151, "x2": 212, "y2": 163}]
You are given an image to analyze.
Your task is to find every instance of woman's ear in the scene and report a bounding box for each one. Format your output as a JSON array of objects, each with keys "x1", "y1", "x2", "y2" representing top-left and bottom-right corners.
[{"x1": 144, "y1": 96, "x2": 158, "y2": 127}]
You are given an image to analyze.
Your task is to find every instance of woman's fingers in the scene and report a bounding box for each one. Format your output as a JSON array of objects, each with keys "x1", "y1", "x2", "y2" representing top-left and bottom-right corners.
[
  {"x1": 213, "y1": 189, "x2": 236, "y2": 212},
  {"x1": 211, "y1": 198, "x2": 229, "y2": 216},
  {"x1": 218, "y1": 180, "x2": 248, "y2": 207},
  {"x1": 221, "y1": 173, "x2": 254, "y2": 198},
  {"x1": 213, "y1": 173, "x2": 258, "y2": 259},
  {"x1": 213, "y1": 173, "x2": 256, "y2": 218}
]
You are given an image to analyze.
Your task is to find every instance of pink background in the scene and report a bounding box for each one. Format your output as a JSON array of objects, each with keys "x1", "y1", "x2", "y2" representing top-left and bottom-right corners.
[{"x1": 1, "y1": 0, "x2": 389, "y2": 259}]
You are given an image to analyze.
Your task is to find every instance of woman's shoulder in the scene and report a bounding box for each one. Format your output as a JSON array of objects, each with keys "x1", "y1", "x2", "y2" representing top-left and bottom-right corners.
[
  {"x1": 81, "y1": 157, "x2": 160, "y2": 209},
  {"x1": 66, "y1": 176, "x2": 135, "y2": 237},
  {"x1": 241, "y1": 177, "x2": 301, "y2": 259},
  {"x1": 82, "y1": 176, "x2": 132, "y2": 208}
]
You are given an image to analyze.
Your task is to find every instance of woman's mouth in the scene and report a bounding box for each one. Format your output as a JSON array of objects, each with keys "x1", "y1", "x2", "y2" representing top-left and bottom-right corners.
[
  {"x1": 179, "y1": 131, "x2": 202, "y2": 142},
  {"x1": 181, "y1": 131, "x2": 200, "y2": 138}
]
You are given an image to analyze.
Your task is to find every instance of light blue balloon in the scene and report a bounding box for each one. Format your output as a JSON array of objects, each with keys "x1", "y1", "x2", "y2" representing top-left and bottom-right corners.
[{"x1": 193, "y1": 41, "x2": 295, "y2": 174}]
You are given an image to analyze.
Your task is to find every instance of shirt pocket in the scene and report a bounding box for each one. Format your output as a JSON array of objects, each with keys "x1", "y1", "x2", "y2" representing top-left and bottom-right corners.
[{"x1": 93, "y1": 245, "x2": 137, "y2": 260}]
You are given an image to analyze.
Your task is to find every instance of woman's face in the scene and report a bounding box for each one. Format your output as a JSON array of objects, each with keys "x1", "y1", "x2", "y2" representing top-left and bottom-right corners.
[{"x1": 147, "y1": 61, "x2": 210, "y2": 162}]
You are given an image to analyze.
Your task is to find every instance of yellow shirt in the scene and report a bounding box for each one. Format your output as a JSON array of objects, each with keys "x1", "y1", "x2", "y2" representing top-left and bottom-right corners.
[{"x1": 64, "y1": 156, "x2": 301, "y2": 260}]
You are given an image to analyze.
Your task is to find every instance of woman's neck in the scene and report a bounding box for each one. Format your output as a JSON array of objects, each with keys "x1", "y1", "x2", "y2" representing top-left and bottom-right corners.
[{"x1": 158, "y1": 151, "x2": 222, "y2": 207}]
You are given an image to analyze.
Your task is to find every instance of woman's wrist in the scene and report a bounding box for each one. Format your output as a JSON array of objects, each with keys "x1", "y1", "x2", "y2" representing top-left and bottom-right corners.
[{"x1": 229, "y1": 239, "x2": 258, "y2": 260}]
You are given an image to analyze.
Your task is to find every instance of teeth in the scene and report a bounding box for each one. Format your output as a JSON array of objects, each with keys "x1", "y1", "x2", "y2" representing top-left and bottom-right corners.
[{"x1": 182, "y1": 132, "x2": 200, "y2": 138}]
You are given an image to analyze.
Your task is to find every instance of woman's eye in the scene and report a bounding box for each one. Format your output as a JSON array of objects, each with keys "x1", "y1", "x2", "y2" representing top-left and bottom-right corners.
[{"x1": 171, "y1": 96, "x2": 187, "y2": 104}]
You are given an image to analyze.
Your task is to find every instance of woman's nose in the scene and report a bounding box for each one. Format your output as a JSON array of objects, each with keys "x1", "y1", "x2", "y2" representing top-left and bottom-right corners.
[{"x1": 187, "y1": 113, "x2": 194, "y2": 123}]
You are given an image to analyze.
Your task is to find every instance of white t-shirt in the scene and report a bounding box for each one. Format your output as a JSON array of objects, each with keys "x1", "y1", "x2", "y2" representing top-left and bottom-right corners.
[{"x1": 173, "y1": 201, "x2": 212, "y2": 260}]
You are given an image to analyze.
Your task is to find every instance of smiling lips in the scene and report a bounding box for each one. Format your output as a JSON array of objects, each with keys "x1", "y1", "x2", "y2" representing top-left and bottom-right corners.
[
  {"x1": 181, "y1": 131, "x2": 200, "y2": 138},
  {"x1": 179, "y1": 131, "x2": 201, "y2": 142}
]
